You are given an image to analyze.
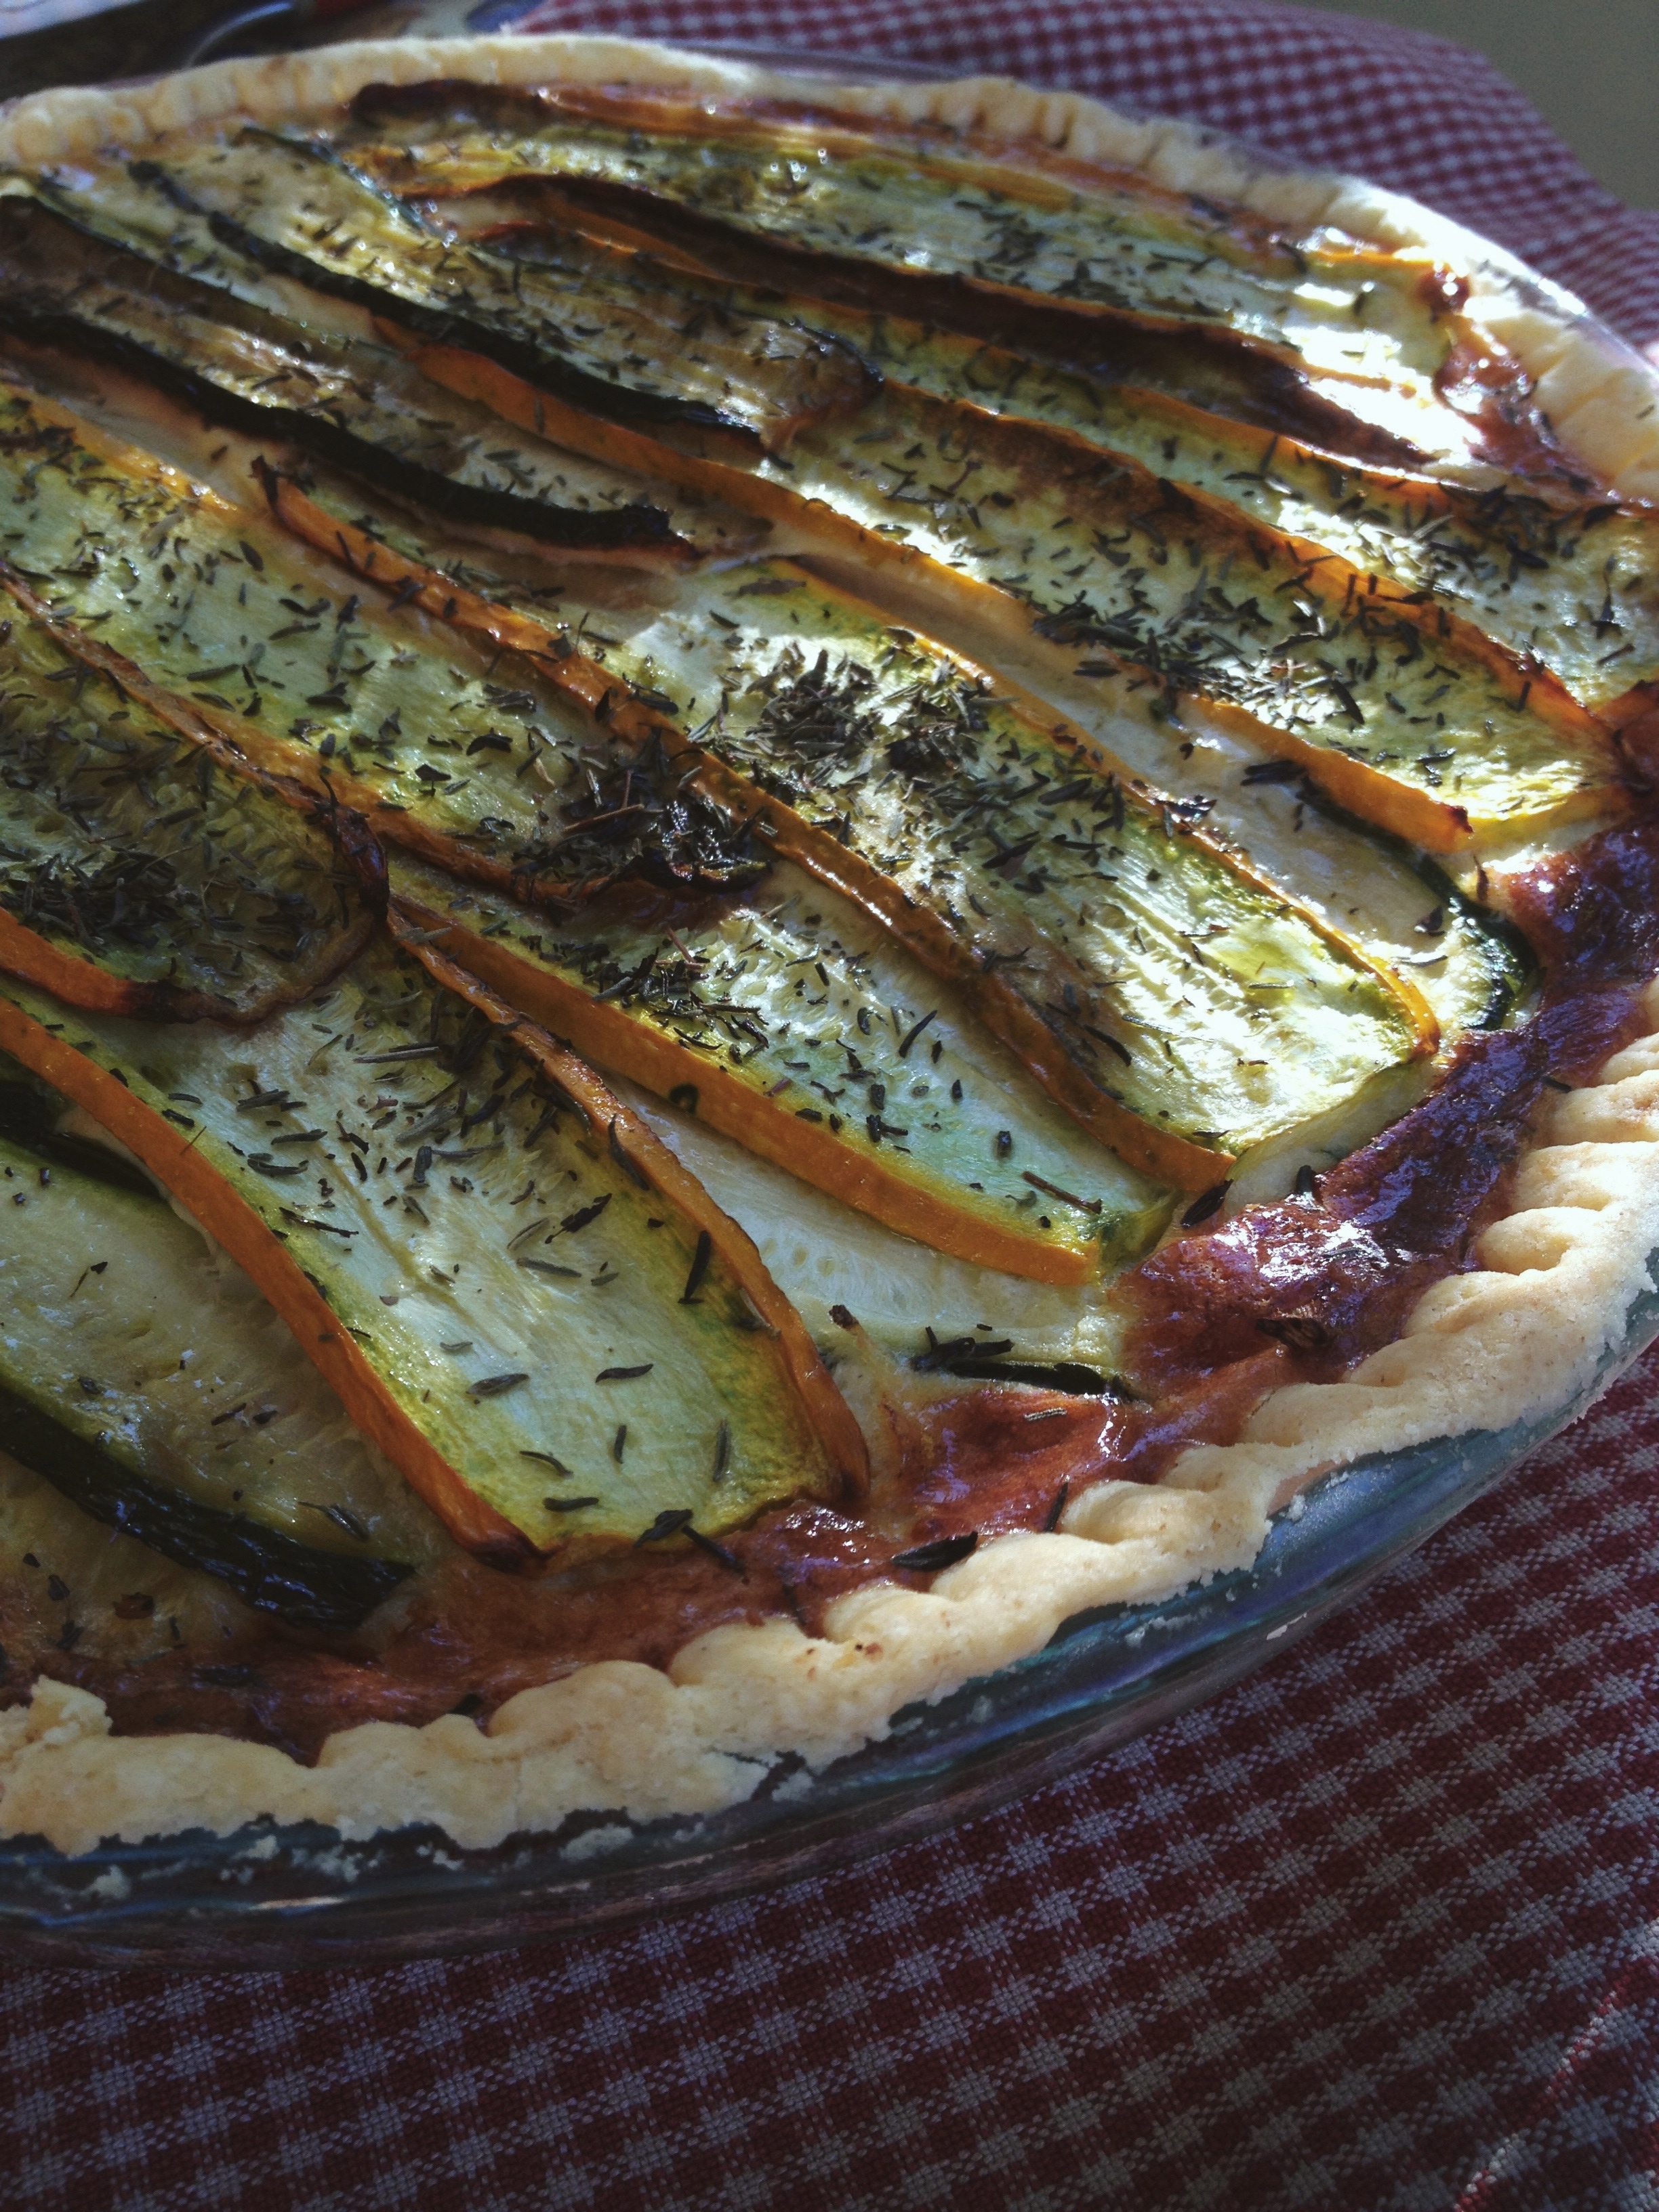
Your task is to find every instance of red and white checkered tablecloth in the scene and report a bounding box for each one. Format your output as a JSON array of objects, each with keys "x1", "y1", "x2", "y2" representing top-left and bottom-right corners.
[{"x1": 6, "y1": 5, "x2": 1659, "y2": 2207}]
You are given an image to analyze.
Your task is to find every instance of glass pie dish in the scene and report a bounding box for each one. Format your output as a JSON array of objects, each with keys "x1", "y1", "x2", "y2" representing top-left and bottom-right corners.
[{"x1": 3, "y1": 32, "x2": 1658, "y2": 1967}]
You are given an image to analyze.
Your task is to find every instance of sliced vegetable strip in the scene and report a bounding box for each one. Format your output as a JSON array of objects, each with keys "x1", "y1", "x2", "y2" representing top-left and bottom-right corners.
[
  {"x1": 592, "y1": 282, "x2": 1659, "y2": 721},
  {"x1": 391, "y1": 851, "x2": 1176, "y2": 1283},
  {"x1": 260, "y1": 480, "x2": 1433, "y2": 1172},
  {"x1": 48, "y1": 135, "x2": 1641, "y2": 733},
  {"x1": 20, "y1": 152, "x2": 1619, "y2": 844},
  {"x1": 31, "y1": 131, "x2": 876, "y2": 453},
  {"x1": 537, "y1": 565, "x2": 1441, "y2": 1160},
  {"x1": 339, "y1": 79, "x2": 1497, "y2": 469},
  {"x1": 941, "y1": 377, "x2": 1659, "y2": 727},
  {"x1": 0, "y1": 384, "x2": 756, "y2": 909},
  {"x1": 0, "y1": 1113, "x2": 442, "y2": 1627},
  {"x1": 0, "y1": 597, "x2": 380, "y2": 1021},
  {"x1": 0, "y1": 380, "x2": 1432, "y2": 1183},
  {"x1": 772, "y1": 391, "x2": 1620, "y2": 846},
  {"x1": 0, "y1": 194, "x2": 767, "y2": 569},
  {"x1": 0, "y1": 930, "x2": 861, "y2": 1561},
  {"x1": 346, "y1": 79, "x2": 1416, "y2": 347},
  {"x1": 399, "y1": 331, "x2": 1620, "y2": 849},
  {"x1": 463, "y1": 556, "x2": 1522, "y2": 1038}
]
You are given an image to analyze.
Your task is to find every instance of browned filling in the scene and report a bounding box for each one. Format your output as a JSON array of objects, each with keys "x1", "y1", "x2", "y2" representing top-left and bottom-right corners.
[{"x1": 17, "y1": 1356, "x2": 1282, "y2": 1761}]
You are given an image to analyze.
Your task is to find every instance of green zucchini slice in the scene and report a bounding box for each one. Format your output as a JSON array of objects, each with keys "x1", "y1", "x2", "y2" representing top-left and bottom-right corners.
[
  {"x1": 0, "y1": 384, "x2": 594, "y2": 881},
  {"x1": 0, "y1": 598, "x2": 380, "y2": 1022},
  {"x1": 259, "y1": 484, "x2": 1435, "y2": 1182},
  {"x1": 629, "y1": 570, "x2": 1438, "y2": 1158},
  {"x1": 0, "y1": 1121, "x2": 443, "y2": 1627},
  {"x1": 212, "y1": 389, "x2": 1526, "y2": 1090},
  {"x1": 469, "y1": 556, "x2": 1528, "y2": 1039},
  {"x1": 572, "y1": 276, "x2": 1659, "y2": 720},
  {"x1": 12, "y1": 167, "x2": 1618, "y2": 852},
  {"x1": 26, "y1": 129, "x2": 876, "y2": 454},
  {"x1": 0, "y1": 380, "x2": 769, "y2": 911},
  {"x1": 0, "y1": 928, "x2": 863, "y2": 1563},
  {"x1": 0, "y1": 194, "x2": 756, "y2": 569},
  {"x1": 357, "y1": 261, "x2": 1620, "y2": 850},
  {"x1": 756, "y1": 391, "x2": 1622, "y2": 848},
  {"x1": 874, "y1": 360, "x2": 1659, "y2": 722},
  {"x1": 0, "y1": 381, "x2": 1435, "y2": 1190},
  {"x1": 340, "y1": 80, "x2": 1414, "y2": 347},
  {"x1": 335, "y1": 79, "x2": 1472, "y2": 467}
]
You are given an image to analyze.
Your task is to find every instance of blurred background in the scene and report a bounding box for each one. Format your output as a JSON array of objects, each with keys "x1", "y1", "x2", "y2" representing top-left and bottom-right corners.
[
  {"x1": 1299, "y1": 0, "x2": 1658, "y2": 207},
  {"x1": 1, "y1": 0, "x2": 1655, "y2": 208}
]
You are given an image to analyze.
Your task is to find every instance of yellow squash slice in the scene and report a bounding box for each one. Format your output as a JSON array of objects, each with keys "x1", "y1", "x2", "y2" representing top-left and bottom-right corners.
[
  {"x1": 0, "y1": 598, "x2": 380, "y2": 1022},
  {"x1": 390, "y1": 850, "x2": 1177, "y2": 1285},
  {"x1": 0, "y1": 926, "x2": 865, "y2": 1564}
]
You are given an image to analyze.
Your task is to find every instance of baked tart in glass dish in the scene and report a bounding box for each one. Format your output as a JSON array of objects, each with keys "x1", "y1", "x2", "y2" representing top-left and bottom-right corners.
[{"x1": 2, "y1": 35, "x2": 1659, "y2": 1905}]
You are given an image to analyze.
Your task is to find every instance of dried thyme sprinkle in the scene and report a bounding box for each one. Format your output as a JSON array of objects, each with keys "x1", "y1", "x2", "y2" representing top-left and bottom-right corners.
[
  {"x1": 680, "y1": 1228, "x2": 713, "y2": 1304},
  {"x1": 684, "y1": 1525, "x2": 745, "y2": 1576},
  {"x1": 469, "y1": 1371, "x2": 530, "y2": 1399},
  {"x1": 636, "y1": 1509, "x2": 695, "y2": 1546},
  {"x1": 1180, "y1": 1182, "x2": 1231, "y2": 1229}
]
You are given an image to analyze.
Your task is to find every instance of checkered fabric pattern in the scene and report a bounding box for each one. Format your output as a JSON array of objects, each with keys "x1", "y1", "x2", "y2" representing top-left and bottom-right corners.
[{"x1": 6, "y1": 7, "x2": 1659, "y2": 2207}]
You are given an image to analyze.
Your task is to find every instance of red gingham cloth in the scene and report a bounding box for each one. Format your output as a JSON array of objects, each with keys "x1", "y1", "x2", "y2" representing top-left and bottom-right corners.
[{"x1": 6, "y1": 7, "x2": 1659, "y2": 2208}]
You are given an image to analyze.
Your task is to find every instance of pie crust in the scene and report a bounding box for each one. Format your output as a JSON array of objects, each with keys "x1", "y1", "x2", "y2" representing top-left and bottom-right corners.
[{"x1": 3, "y1": 35, "x2": 1659, "y2": 1858}]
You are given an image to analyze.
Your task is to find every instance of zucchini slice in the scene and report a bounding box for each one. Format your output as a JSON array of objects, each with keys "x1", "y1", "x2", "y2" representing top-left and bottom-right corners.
[
  {"x1": 0, "y1": 194, "x2": 760, "y2": 570},
  {"x1": 30, "y1": 131, "x2": 876, "y2": 455},
  {"x1": 0, "y1": 1120, "x2": 443, "y2": 1627},
  {"x1": 565, "y1": 279, "x2": 1659, "y2": 722},
  {"x1": 396, "y1": 329, "x2": 1622, "y2": 851},
  {"x1": 337, "y1": 79, "x2": 1482, "y2": 469},
  {"x1": 762, "y1": 389, "x2": 1623, "y2": 849},
  {"x1": 390, "y1": 851, "x2": 1176, "y2": 1284},
  {"x1": 329, "y1": 185, "x2": 1659, "y2": 731},
  {"x1": 0, "y1": 598, "x2": 380, "y2": 1023},
  {"x1": 0, "y1": 382, "x2": 655, "y2": 907},
  {"x1": 19, "y1": 154, "x2": 1618, "y2": 847},
  {"x1": 0, "y1": 928, "x2": 865, "y2": 1563},
  {"x1": 0, "y1": 383, "x2": 1432, "y2": 1187},
  {"x1": 426, "y1": 552, "x2": 1526, "y2": 1038},
  {"x1": 872, "y1": 359, "x2": 1659, "y2": 725},
  {"x1": 258, "y1": 486, "x2": 1434, "y2": 1176}
]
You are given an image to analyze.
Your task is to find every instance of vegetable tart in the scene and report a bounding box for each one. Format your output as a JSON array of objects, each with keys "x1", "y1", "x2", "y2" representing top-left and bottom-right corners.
[{"x1": 2, "y1": 35, "x2": 1659, "y2": 1856}]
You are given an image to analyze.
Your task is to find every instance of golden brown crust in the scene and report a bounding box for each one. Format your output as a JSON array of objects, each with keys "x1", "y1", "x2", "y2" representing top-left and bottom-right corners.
[{"x1": 4, "y1": 36, "x2": 1658, "y2": 1856}]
